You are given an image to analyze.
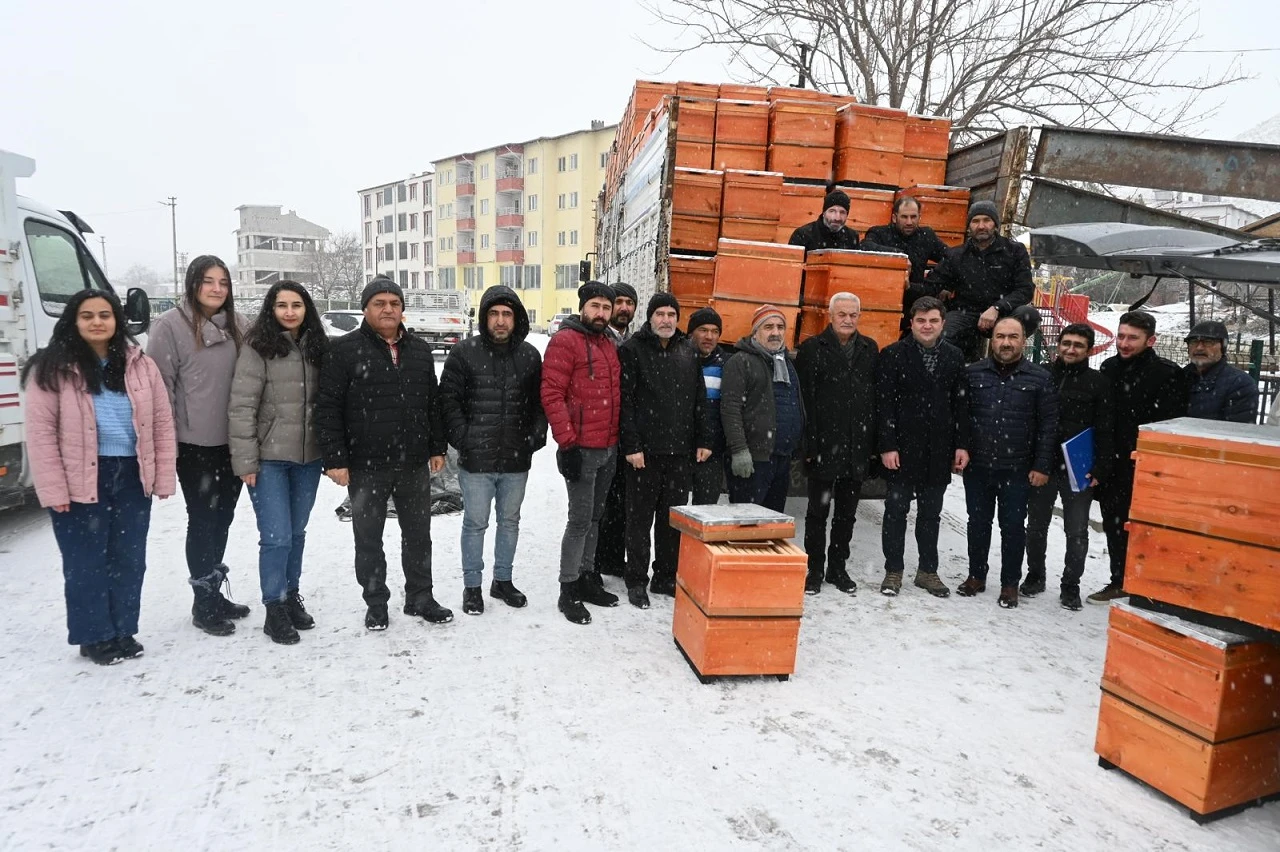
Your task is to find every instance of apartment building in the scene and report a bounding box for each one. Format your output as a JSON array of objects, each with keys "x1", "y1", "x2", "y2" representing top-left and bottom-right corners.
[
  {"x1": 357, "y1": 171, "x2": 435, "y2": 290},
  {"x1": 233, "y1": 205, "x2": 330, "y2": 300},
  {"x1": 433, "y1": 121, "x2": 616, "y2": 329}
]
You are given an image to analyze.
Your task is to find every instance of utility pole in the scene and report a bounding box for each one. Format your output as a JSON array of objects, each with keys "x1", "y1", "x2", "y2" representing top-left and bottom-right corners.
[
  {"x1": 98, "y1": 235, "x2": 108, "y2": 276},
  {"x1": 158, "y1": 197, "x2": 178, "y2": 288}
]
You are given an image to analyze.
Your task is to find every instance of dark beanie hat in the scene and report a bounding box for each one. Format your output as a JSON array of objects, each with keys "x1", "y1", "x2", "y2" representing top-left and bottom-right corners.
[
  {"x1": 824, "y1": 189, "x2": 851, "y2": 212},
  {"x1": 361, "y1": 275, "x2": 404, "y2": 309},
  {"x1": 612, "y1": 282, "x2": 639, "y2": 304},
  {"x1": 967, "y1": 200, "x2": 1001, "y2": 228},
  {"x1": 646, "y1": 292, "x2": 680, "y2": 321},
  {"x1": 577, "y1": 280, "x2": 615, "y2": 309},
  {"x1": 687, "y1": 306, "x2": 722, "y2": 334}
]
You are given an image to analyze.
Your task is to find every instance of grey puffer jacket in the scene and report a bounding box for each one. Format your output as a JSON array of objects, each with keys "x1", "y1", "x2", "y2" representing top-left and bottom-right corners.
[
  {"x1": 228, "y1": 332, "x2": 322, "y2": 475},
  {"x1": 147, "y1": 305, "x2": 248, "y2": 446}
]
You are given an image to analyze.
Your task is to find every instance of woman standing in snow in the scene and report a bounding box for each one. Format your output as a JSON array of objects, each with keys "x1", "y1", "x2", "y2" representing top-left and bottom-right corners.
[
  {"x1": 147, "y1": 255, "x2": 250, "y2": 636},
  {"x1": 228, "y1": 281, "x2": 328, "y2": 645},
  {"x1": 22, "y1": 289, "x2": 176, "y2": 665}
]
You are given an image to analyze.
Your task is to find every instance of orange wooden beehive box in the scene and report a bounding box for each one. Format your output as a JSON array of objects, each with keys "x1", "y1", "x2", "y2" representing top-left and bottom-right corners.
[
  {"x1": 670, "y1": 212, "x2": 720, "y2": 254},
  {"x1": 1101, "y1": 603, "x2": 1280, "y2": 743},
  {"x1": 713, "y1": 239, "x2": 804, "y2": 305},
  {"x1": 713, "y1": 143, "x2": 768, "y2": 172},
  {"x1": 801, "y1": 249, "x2": 909, "y2": 310},
  {"x1": 672, "y1": 168, "x2": 724, "y2": 219},
  {"x1": 715, "y1": 99, "x2": 770, "y2": 145},
  {"x1": 677, "y1": 537, "x2": 807, "y2": 617},
  {"x1": 720, "y1": 83, "x2": 770, "y2": 101},
  {"x1": 899, "y1": 157, "x2": 949, "y2": 189},
  {"x1": 674, "y1": 97, "x2": 718, "y2": 143},
  {"x1": 721, "y1": 169, "x2": 784, "y2": 221},
  {"x1": 777, "y1": 183, "x2": 826, "y2": 236},
  {"x1": 896, "y1": 185, "x2": 971, "y2": 235},
  {"x1": 721, "y1": 218, "x2": 781, "y2": 243},
  {"x1": 834, "y1": 103, "x2": 907, "y2": 186},
  {"x1": 712, "y1": 298, "x2": 801, "y2": 344},
  {"x1": 768, "y1": 100, "x2": 838, "y2": 148},
  {"x1": 676, "y1": 81, "x2": 721, "y2": 100},
  {"x1": 670, "y1": 503, "x2": 796, "y2": 542},
  {"x1": 669, "y1": 255, "x2": 716, "y2": 302},
  {"x1": 673, "y1": 585, "x2": 800, "y2": 679},
  {"x1": 837, "y1": 187, "x2": 895, "y2": 234},
  {"x1": 675, "y1": 140, "x2": 714, "y2": 170},
  {"x1": 903, "y1": 114, "x2": 952, "y2": 160},
  {"x1": 766, "y1": 144, "x2": 833, "y2": 182}
]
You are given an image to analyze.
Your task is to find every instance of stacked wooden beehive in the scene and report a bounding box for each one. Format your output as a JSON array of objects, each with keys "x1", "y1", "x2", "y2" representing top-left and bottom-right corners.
[
  {"x1": 798, "y1": 249, "x2": 910, "y2": 345},
  {"x1": 669, "y1": 504, "x2": 807, "y2": 683},
  {"x1": 1094, "y1": 418, "x2": 1280, "y2": 821}
]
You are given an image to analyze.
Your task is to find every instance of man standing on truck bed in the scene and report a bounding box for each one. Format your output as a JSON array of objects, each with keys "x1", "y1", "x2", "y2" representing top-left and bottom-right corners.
[{"x1": 864, "y1": 196, "x2": 949, "y2": 335}]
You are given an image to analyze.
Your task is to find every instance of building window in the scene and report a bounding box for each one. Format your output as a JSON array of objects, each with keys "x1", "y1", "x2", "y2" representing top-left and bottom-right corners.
[
  {"x1": 570, "y1": 153, "x2": 579, "y2": 170},
  {"x1": 600, "y1": 152, "x2": 608, "y2": 169},
  {"x1": 384, "y1": 244, "x2": 395, "y2": 261},
  {"x1": 500, "y1": 265, "x2": 522, "y2": 288},
  {"x1": 383, "y1": 187, "x2": 394, "y2": 206},
  {"x1": 399, "y1": 241, "x2": 408, "y2": 260},
  {"x1": 425, "y1": 270, "x2": 434, "y2": 289},
  {"x1": 557, "y1": 231, "x2": 566, "y2": 246},
  {"x1": 480, "y1": 199, "x2": 489, "y2": 215},
  {"x1": 423, "y1": 181, "x2": 432, "y2": 204},
  {"x1": 376, "y1": 219, "x2": 383, "y2": 235},
  {"x1": 525, "y1": 265, "x2": 541, "y2": 289},
  {"x1": 364, "y1": 222, "x2": 372, "y2": 242},
  {"x1": 555, "y1": 264, "x2": 578, "y2": 289},
  {"x1": 527, "y1": 158, "x2": 538, "y2": 174},
  {"x1": 527, "y1": 231, "x2": 537, "y2": 247},
  {"x1": 397, "y1": 184, "x2": 407, "y2": 203},
  {"x1": 409, "y1": 183, "x2": 418, "y2": 201},
  {"x1": 383, "y1": 215, "x2": 393, "y2": 233},
  {"x1": 411, "y1": 271, "x2": 419, "y2": 286},
  {"x1": 399, "y1": 269, "x2": 409, "y2": 286},
  {"x1": 423, "y1": 212, "x2": 432, "y2": 236},
  {"x1": 364, "y1": 248, "x2": 372, "y2": 269},
  {"x1": 463, "y1": 267, "x2": 486, "y2": 290},
  {"x1": 410, "y1": 243, "x2": 418, "y2": 260},
  {"x1": 480, "y1": 164, "x2": 490, "y2": 180},
  {"x1": 570, "y1": 230, "x2": 579, "y2": 246},
  {"x1": 527, "y1": 194, "x2": 538, "y2": 211},
  {"x1": 439, "y1": 268, "x2": 456, "y2": 289},
  {"x1": 557, "y1": 156, "x2": 566, "y2": 173},
  {"x1": 409, "y1": 213, "x2": 418, "y2": 231},
  {"x1": 481, "y1": 234, "x2": 490, "y2": 249},
  {"x1": 363, "y1": 194, "x2": 372, "y2": 216},
  {"x1": 398, "y1": 213, "x2": 407, "y2": 231},
  {"x1": 423, "y1": 243, "x2": 433, "y2": 265},
  {"x1": 570, "y1": 192, "x2": 579, "y2": 208}
]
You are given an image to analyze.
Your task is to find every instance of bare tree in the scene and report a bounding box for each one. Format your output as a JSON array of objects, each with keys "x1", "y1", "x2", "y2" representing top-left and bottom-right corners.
[
  {"x1": 115, "y1": 263, "x2": 165, "y2": 296},
  {"x1": 306, "y1": 232, "x2": 364, "y2": 308},
  {"x1": 643, "y1": 0, "x2": 1242, "y2": 139}
]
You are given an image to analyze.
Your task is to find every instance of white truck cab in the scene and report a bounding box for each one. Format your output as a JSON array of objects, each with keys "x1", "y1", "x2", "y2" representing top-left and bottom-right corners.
[{"x1": 0, "y1": 150, "x2": 151, "y2": 509}]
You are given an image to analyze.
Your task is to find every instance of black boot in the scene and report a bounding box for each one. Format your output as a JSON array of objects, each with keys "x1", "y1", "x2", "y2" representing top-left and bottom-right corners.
[
  {"x1": 649, "y1": 574, "x2": 677, "y2": 597},
  {"x1": 627, "y1": 585, "x2": 651, "y2": 609},
  {"x1": 264, "y1": 603, "x2": 300, "y2": 645},
  {"x1": 558, "y1": 582, "x2": 591, "y2": 624},
  {"x1": 824, "y1": 564, "x2": 857, "y2": 595},
  {"x1": 211, "y1": 565, "x2": 250, "y2": 619},
  {"x1": 285, "y1": 591, "x2": 315, "y2": 630},
  {"x1": 804, "y1": 570, "x2": 823, "y2": 595},
  {"x1": 1020, "y1": 574, "x2": 1046, "y2": 597},
  {"x1": 578, "y1": 572, "x2": 620, "y2": 607},
  {"x1": 192, "y1": 592, "x2": 236, "y2": 636},
  {"x1": 462, "y1": 587, "x2": 484, "y2": 615},
  {"x1": 365, "y1": 603, "x2": 389, "y2": 631},
  {"x1": 79, "y1": 640, "x2": 123, "y2": 665},
  {"x1": 117, "y1": 636, "x2": 145, "y2": 659},
  {"x1": 405, "y1": 595, "x2": 454, "y2": 624},
  {"x1": 489, "y1": 579, "x2": 528, "y2": 608}
]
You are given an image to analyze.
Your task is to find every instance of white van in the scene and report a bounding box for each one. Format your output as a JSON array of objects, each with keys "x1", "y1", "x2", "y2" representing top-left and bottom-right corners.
[{"x1": 0, "y1": 150, "x2": 151, "y2": 509}]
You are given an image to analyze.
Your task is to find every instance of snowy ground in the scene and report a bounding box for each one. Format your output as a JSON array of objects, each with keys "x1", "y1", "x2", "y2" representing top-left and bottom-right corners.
[{"x1": 2, "y1": 336, "x2": 1277, "y2": 849}]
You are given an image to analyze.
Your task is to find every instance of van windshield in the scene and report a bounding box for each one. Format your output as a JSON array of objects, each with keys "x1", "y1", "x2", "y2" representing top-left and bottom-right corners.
[{"x1": 24, "y1": 219, "x2": 104, "y2": 315}]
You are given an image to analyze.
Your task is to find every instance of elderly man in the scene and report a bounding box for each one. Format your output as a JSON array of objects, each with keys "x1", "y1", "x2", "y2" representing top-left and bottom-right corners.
[
  {"x1": 688, "y1": 307, "x2": 732, "y2": 505},
  {"x1": 789, "y1": 190, "x2": 867, "y2": 255},
  {"x1": 541, "y1": 282, "x2": 625, "y2": 625},
  {"x1": 875, "y1": 296, "x2": 969, "y2": 599},
  {"x1": 864, "y1": 196, "x2": 949, "y2": 335},
  {"x1": 795, "y1": 292, "x2": 878, "y2": 596},
  {"x1": 1184, "y1": 320, "x2": 1258, "y2": 423},
  {"x1": 618, "y1": 294, "x2": 712, "y2": 609},
  {"x1": 593, "y1": 281, "x2": 640, "y2": 578},
  {"x1": 315, "y1": 277, "x2": 450, "y2": 631},
  {"x1": 958, "y1": 315, "x2": 1058, "y2": 610},
  {"x1": 722, "y1": 305, "x2": 803, "y2": 513},
  {"x1": 926, "y1": 200, "x2": 1033, "y2": 360}
]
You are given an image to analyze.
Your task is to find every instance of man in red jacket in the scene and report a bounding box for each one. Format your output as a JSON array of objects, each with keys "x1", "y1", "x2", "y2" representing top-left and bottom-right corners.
[{"x1": 540, "y1": 282, "x2": 625, "y2": 625}]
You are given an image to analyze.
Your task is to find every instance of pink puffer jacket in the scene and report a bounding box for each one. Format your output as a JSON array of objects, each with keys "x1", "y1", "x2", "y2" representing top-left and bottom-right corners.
[{"x1": 24, "y1": 347, "x2": 177, "y2": 507}]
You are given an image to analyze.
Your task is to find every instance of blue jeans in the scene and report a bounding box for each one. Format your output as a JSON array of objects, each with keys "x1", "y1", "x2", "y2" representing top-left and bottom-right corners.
[
  {"x1": 963, "y1": 466, "x2": 1032, "y2": 587},
  {"x1": 247, "y1": 460, "x2": 323, "y2": 604},
  {"x1": 458, "y1": 468, "x2": 529, "y2": 588},
  {"x1": 726, "y1": 453, "x2": 793, "y2": 513},
  {"x1": 49, "y1": 456, "x2": 152, "y2": 645}
]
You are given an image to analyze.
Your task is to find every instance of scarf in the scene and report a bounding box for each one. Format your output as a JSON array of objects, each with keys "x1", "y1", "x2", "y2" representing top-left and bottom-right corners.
[
  {"x1": 744, "y1": 337, "x2": 791, "y2": 384},
  {"x1": 914, "y1": 337, "x2": 939, "y2": 375}
]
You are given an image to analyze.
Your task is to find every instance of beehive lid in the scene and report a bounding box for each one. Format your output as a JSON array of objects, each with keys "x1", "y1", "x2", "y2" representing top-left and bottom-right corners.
[
  {"x1": 672, "y1": 503, "x2": 795, "y2": 527},
  {"x1": 1112, "y1": 601, "x2": 1258, "y2": 649},
  {"x1": 1137, "y1": 417, "x2": 1280, "y2": 466},
  {"x1": 806, "y1": 249, "x2": 910, "y2": 267}
]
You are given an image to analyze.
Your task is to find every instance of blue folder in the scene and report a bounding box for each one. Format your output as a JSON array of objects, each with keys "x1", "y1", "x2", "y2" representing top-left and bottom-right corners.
[{"x1": 1062, "y1": 428, "x2": 1094, "y2": 493}]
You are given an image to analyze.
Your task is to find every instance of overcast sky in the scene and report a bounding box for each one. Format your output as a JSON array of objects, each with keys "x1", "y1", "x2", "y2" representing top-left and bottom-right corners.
[{"x1": 4, "y1": 0, "x2": 1277, "y2": 279}]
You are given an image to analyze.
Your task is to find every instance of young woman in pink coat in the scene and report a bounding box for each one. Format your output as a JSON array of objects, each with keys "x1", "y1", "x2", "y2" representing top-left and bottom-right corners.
[{"x1": 22, "y1": 290, "x2": 177, "y2": 665}]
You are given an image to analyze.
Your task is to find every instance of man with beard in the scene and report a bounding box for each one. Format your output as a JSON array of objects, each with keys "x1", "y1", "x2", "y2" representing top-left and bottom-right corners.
[
  {"x1": 687, "y1": 307, "x2": 732, "y2": 505},
  {"x1": 926, "y1": 201, "x2": 1033, "y2": 361},
  {"x1": 1183, "y1": 320, "x2": 1258, "y2": 423},
  {"x1": 789, "y1": 190, "x2": 869, "y2": 254},
  {"x1": 957, "y1": 315, "x2": 1058, "y2": 610},
  {"x1": 722, "y1": 306, "x2": 804, "y2": 513},
  {"x1": 1088, "y1": 311, "x2": 1190, "y2": 604},
  {"x1": 864, "y1": 196, "x2": 949, "y2": 335},
  {"x1": 593, "y1": 281, "x2": 639, "y2": 578},
  {"x1": 618, "y1": 294, "x2": 712, "y2": 609},
  {"x1": 540, "y1": 282, "x2": 625, "y2": 624},
  {"x1": 1021, "y1": 323, "x2": 1113, "y2": 611}
]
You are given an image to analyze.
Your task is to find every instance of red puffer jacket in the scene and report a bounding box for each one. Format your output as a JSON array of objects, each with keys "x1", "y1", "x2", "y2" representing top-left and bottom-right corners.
[{"x1": 540, "y1": 317, "x2": 620, "y2": 449}]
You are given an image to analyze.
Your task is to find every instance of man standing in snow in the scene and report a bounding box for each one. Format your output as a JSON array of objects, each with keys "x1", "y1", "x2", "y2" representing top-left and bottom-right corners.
[
  {"x1": 541, "y1": 282, "x2": 625, "y2": 625},
  {"x1": 875, "y1": 297, "x2": 969, "y2": 599},
  {"x1": 439, "y1": 285, "x2": 547, "y2": 617},
  {"x1": 795, "y1": 292, "x2": 878, "y2": 596},
  {"x1": 593, "y1": 282, "x2": 639, "y2": 579},
  {"x1": 957, "y1": 315, "x2": 1058, "y2": 610},
  {"x1": 1088, "y1": 311, "x2": 1190, "y2": 604},
  {"x1": 688, "y1": 307, "x2": 732, "y2": 505},
  {"x1": 618, "y1": 294, "x2": 711, "y2": 610},
  {"x1": 315, "y1": 277, "x2": 450, "y2": 631},
  {"x1": 1183, "y1": 320, "x2": 1258, "y2": 423},
  {"x1": 721, "y1": 305, "x2": 804, "y2": 513}
]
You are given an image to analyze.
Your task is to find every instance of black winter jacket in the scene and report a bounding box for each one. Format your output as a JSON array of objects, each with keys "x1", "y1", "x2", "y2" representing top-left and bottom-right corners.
[
  {"x1": 789, "y1": 219, "x2": 863, "y2": 255},
  {"x1": 1099, "y1": 348, "x2": 1191, "y2": 465},
  {"x1": 438, "y1": 286, "x2": 548, "y2": 473},
  {"x1": 1048, "y1": 359, "x2": 1115, "y2": 482},
  {"x1": 965, "y1": 357, "x2": 1059, "y2": 474},
  {"x1": 875, "y1": 339, "x2": 970, "y2": 486},
  {"x1": 619, "y1": 325, "x2": 710, "y2": 457},
  {"x1": 1185, "y1": 359, "x2": 1258, "y2": 424},
  {"x1": 315, "y1": 321, "x2": 447, "y2": 470},
  {"x1": 795, "y1": 327, "x2": 878, "y2": 480},
  {"x1": 864, "y1": 224, "x2": 948, "y2": 323},
  {"x1": 926, "y1": 235, "x2": 1033, "y2": 316}
]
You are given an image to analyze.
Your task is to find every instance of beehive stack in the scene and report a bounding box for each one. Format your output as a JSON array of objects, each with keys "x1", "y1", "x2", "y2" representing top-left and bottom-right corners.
[
  {"x1": 711, "y1": 238, "x2": 804, "y2": 342},
  {"x1": 798, "y1": 249, "x2": 910, "y2": 346},
  {"x1": 1094, "y1": 418, "x2": 1280, "y2": 821},
  {"x1": 669, "y1": 504, "x2": 807, "y2": 682}
]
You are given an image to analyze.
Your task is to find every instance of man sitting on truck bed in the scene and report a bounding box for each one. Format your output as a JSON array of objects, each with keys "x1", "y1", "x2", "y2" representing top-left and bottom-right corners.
[{"x1": 789, "y1": 190, "x2": 878, "y2": 255}]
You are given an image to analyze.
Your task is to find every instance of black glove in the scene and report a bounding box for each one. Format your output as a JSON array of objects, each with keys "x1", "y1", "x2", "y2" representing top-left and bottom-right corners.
[{"x1": 557, "y1": 446, "x2": 584, "y2": 482}]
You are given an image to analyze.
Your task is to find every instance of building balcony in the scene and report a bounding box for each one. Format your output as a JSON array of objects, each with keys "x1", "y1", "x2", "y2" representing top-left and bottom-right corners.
[
  {"x1": 456, "y1": 182, "x2": 475, "y2": 197},
  {"x1": 496, "y1": 211, "x2": 524, "y2": 228},
  {"x1": 496, "y1": 175, "x2": 524, "y2": 193},
  {"x1": 456, "y1": 217, "x2": 476, "y2": 231},
  {"x1": 496, "y1": 248, "x2": 524, "y2": 263},
  {"x1": 457, "y1": 250, "x2": 476, "y2": 264}
]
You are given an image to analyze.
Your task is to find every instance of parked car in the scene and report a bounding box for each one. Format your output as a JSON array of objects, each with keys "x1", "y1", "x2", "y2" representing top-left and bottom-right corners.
[
  {"x1": 547, "y1": 312, "x2": 572, "y2": 335},
  {"x1": 321, "y1": 309, "x2": 362, "y2": 338}
]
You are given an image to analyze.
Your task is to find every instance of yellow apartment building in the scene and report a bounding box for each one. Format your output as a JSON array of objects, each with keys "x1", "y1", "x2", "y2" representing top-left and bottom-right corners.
[{"x1": 433, "y1": 121, "x2": 616, "y2": 330}]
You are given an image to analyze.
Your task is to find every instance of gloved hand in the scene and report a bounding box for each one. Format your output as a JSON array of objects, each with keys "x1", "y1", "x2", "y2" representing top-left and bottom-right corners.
[
  {"x1": 730, "y1": 449, "x2": 754, "y2": 479},
  {"x1": 557, "y1": 446, "x2": 584, "y2": 482}
]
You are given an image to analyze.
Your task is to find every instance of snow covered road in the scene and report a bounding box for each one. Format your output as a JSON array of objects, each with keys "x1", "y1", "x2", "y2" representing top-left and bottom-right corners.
[{"x1": 1, "y1": 443, "x2": 1276, "y2": 850}]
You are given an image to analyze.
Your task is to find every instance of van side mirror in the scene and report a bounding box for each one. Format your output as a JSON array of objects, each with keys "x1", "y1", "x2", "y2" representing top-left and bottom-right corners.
[{"x1": 124, "y1": 287, "x2": 151, "y2": 335}]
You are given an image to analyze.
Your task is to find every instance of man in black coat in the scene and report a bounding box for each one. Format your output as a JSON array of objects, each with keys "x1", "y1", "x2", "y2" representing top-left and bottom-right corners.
[
  {"x1": 1089, "y1": 311, "x2": 1191, "y2": 604},
  {"x1": 875, "y1": 297, "x2": 970, "y2": 598},
  {"x1": 593, "y1": 282, "x2": 639, "y2": 577},
  {"x1": 959, "y1": 315, "x2": 1059, "y2": 609},
  {"x1": 796, "y1": 292, "x2": 878, "y2": 596},
  {"x1": 439, "y1": 285, "x2": 548, "y2": 616},
  {"x1": 925, "y1": 200, "x2": 1033, "y2": 361},
  {"x1": 864, "y1": 195, "x2": 949, "y2": 335},
  {"x1": 315, "y1": 277, "x2": 451, "y2": 630},
  {"x1": 688, "y1": 307, "x2": 732, "y2": 506},
  {"x1": 789, "y1": 190, "x2": 867, "y2": 255},
  {"x1": 1184, "y1": 319, "x2": 1259, "y2": 423},
  {"x1": 618, "y1": 294, "x2": 712, "y2": 610},
  {"x1": 1021, "y1": 323, "x2": 1114, "y2": 611}
]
